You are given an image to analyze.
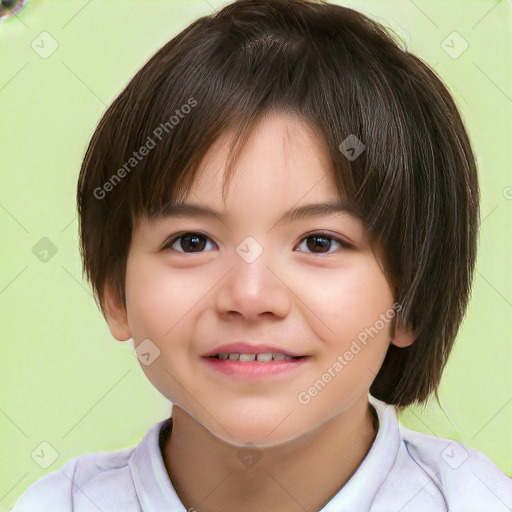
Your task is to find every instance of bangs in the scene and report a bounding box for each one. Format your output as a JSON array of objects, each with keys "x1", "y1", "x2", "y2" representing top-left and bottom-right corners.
[
  {"x1": 118, "y1": 32, "x2": 359, "y2": 222},
  {"x1": 102, "y1": 10, "x2": 416, "y2": 253}
]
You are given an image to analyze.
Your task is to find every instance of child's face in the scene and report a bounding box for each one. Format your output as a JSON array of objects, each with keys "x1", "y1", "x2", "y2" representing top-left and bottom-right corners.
[{"x1": 105, "y1": 111, "x2": 412, "y2": 447}]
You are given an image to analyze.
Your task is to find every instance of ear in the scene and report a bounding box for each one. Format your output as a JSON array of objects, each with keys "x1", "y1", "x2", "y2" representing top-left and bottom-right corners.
[
  {"x1": 391, "y1": 317, "x2": 416, "y2": 348},
  {"x1": 102, "y1": 283, "x2": 132, "y2": 342}
]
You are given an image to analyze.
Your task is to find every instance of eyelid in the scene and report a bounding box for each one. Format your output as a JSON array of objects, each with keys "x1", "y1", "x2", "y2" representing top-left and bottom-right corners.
[
  {"x1": 161, "y1": 230, "x2": 217, "y2": 251},
  {"x1": 298, "y1": 230, "x2": 354, "y2": 250},
  {"x1": 161, "y1": 230, "x2": 354, "y2": 253}
]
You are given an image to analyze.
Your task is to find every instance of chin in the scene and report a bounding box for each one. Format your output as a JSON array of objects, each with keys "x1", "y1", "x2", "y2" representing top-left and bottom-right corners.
[{"x1": 207, "y1": 414, "x2": 310, "y2": 449}]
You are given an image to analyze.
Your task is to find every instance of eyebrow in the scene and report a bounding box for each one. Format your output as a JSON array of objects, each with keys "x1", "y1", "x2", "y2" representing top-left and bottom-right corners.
[{"x1": 155, "y1": 199, "x2": 362, "y2": 226}]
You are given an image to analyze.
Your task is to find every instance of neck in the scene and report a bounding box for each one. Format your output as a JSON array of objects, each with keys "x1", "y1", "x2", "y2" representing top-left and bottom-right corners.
[{"x1": 162, "y1": 396, "x2": 378, "y2": 512}]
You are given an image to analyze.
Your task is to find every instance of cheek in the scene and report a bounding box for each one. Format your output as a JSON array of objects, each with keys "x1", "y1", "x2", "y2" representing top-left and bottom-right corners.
[
  {"x1": 294, "y1": 263, "x2": 394, "y2": 407},
  {"x1": 299, "y1": 257, "x2": 395, "y2": 339},
  {"x1": 125, "y1": 257, "x2": 226, "y2": 344},
  {"x1": 123, "y1": 258, "x2": 206, "y2": 402},
  {"x1": 124, "y1": 258, "x2": 199, "y2": 339},
  {"x1": 295, "y1": 258, "x2": 395, "y2": 399}
]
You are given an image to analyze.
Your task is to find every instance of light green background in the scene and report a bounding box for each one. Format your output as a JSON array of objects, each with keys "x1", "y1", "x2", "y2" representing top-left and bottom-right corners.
[{"x1": 1, "y1": 0, "x2": 511, "y2": 509}]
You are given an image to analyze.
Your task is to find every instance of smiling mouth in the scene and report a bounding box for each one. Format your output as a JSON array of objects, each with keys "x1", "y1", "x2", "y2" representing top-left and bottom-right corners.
[
  {"x1": 207, "y1": 352, "x2": 307, "y2": 362},
  {"x1": 203, "y1": 352, "x2": 310, "y2": 378}
]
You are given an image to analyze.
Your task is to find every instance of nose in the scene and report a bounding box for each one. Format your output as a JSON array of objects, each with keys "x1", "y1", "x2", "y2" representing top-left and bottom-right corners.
[{"x1": 215, "y1": 240, "x2": 292, "y2": 322}]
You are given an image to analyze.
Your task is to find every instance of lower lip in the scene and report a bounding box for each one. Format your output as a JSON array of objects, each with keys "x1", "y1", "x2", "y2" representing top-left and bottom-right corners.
[{"x1": 202, "y1": 357, "x2": 310, "y2": 378}]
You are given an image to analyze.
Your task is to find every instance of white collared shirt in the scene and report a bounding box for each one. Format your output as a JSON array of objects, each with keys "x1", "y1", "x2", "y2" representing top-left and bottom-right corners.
[{"x1": 12, "y1": 395, "x2": 512, "y2": 511}]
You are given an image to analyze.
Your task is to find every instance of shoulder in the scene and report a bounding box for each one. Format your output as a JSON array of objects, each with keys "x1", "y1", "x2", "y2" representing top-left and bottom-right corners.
[
  {"x1": 11, "y1": 446, "x2": 138, "y2": 512},
  {"x1": 11, "y1": 456, "x2": 79, "y2": 512},
  {"x1": 399, "y1": 424, "x2": 512, "y2": 511}
]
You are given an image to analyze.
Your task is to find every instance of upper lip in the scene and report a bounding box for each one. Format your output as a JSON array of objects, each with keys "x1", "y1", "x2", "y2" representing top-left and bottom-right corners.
[{"x1": 202, "y1": 342, "x2": 308, "y2": 358}]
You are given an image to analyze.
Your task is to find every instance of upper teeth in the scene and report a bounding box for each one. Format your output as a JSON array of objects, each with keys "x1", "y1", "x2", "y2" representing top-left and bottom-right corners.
[{"x1": 216, "y1": 352, "x2": 294, "y2": 361}]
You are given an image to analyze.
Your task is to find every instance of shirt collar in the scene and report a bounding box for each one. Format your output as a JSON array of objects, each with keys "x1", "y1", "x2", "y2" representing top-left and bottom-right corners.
[
  {"x1": 129, "y1": 394, "x2": 401, "y2": 511},
  {"x1": 129, "y1": 416, "x2": 186, "y2": 511},
  {"x1": 319, "y1": 394, "x2": 401, "y2": 510}
]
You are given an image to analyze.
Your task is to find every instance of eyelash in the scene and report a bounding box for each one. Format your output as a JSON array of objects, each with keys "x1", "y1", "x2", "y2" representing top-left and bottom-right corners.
[{"x1": 162, "y1": 231, "x2": 353, "y2": 255}]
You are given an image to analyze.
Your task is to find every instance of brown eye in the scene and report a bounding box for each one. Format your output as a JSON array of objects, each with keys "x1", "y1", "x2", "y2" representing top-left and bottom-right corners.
[
  {"x1": 296, "y1": 232, "x2": 351, "y2": 254},
  {"x1": 164, "y1": 232, "x2": 216, "y2": 253}
]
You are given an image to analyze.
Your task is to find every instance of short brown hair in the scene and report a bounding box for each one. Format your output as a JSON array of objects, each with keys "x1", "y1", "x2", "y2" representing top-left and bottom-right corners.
[{"x1": 77, "y1": 0, "x2": 479, "y2": 407}]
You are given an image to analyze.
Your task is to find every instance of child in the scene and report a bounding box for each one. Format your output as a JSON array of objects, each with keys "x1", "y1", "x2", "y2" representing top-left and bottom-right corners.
[{"x1": 13, "y1": 0, "x2": 511, "y2": 510}]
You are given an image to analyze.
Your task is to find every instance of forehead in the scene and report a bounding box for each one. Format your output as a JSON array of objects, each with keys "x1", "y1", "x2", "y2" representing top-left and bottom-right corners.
[{"x1": 187, "y1": 110, "x2": 340, "y2": 206}]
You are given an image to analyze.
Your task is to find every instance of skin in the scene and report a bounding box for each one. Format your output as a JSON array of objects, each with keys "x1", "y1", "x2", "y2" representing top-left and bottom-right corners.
[{"x1": 104, "y1": 111, "x2": 415, "y2": 512}]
